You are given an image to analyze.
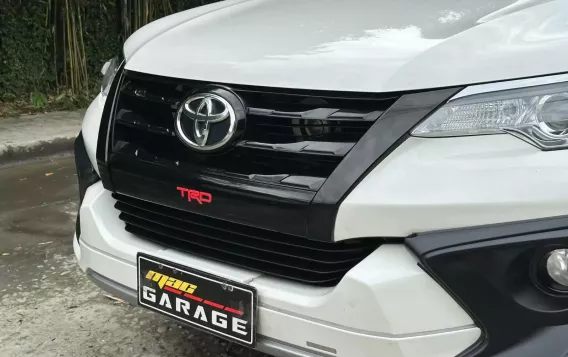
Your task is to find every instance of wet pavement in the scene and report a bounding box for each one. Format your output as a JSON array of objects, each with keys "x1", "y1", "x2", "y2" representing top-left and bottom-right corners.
[{"x1": 0, "y1": 155, "x2": 267, "y2": 357}]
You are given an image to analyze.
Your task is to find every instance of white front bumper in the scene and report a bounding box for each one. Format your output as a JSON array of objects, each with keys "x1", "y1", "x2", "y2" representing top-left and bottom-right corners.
[{"x1": 75, "y1": 181, "x2": 480, "y2": 357}]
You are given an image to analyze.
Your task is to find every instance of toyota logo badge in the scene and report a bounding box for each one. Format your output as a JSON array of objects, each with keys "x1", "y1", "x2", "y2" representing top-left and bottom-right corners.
[{"x1": 175, "y1": 89, "x2": 245, "y2": 152}]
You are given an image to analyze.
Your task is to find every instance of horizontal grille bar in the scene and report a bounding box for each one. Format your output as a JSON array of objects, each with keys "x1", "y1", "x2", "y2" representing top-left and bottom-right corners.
[
  {"x1": 113, "y1": 194, "x2": 382, "y2": 285},
  {"x1": 236, "y1": 141, "x2": 354, "y2": 157},
  {"x1": 247, "y1": 107, "x2": 383, "y2": 122},
  {"x1": 125, "y1": 225, "x2": 345, "y2": 284}
]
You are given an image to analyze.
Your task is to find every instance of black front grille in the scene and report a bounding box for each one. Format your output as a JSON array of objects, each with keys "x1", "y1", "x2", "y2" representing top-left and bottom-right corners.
[
  {"x1": 112, "y1": 71, "x2": 399, "y2": 184},
  {"x1": 108, "y1": 71, "x2": 399, "y2": 282},
  {"x1": 113, "y1": 194, "x2": 382, "y2": 286}
]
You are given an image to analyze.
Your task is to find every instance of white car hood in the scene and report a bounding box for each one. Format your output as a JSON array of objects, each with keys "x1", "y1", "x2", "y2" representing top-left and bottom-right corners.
[{"x1": 124, "y1": 0, "x2": 568, "y2": 92}]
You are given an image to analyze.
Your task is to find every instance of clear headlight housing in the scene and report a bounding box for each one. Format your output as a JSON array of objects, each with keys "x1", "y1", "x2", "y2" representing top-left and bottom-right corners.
[
  {"x1": 412, "y1": 75, "x2": 568, "y2": 150},
  {"x1": 101, "y1": 57, "x2": 120, "y2": 96}
]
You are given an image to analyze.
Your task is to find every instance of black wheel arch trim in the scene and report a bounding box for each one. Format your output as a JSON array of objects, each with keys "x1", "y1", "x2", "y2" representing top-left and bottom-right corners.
[{"x1": 406, "y1": 215, "x2": 568, "y2": 357}]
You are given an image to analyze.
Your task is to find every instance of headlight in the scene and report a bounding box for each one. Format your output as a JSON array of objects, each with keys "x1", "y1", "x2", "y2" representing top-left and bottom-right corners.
[
  {"x1": 412, "y1": 74, "x2": 568, "y2": 150},
  {"x1": 101, "y1": 57, "x2": 120, "y2": 96}
]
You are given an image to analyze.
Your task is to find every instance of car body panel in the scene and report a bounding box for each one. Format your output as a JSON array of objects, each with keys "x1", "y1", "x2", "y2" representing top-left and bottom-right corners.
[
  {"x1": 123, "y1": 0, "x2": 567, "y2": 92},
  {"x1": 336, "y1": 134, "x2": 568, "y2": 239}
]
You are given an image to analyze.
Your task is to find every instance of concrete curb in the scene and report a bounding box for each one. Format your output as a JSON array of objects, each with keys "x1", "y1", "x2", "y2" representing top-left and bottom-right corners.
[
  {"x1": 0, "y1": 110, "x2": 84, "y2": 164},
  {"x1": 0, "y1": 137, "x2": 77, "y2": 163}
]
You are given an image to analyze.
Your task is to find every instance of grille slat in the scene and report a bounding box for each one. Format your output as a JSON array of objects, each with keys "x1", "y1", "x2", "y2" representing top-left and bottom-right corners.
[
  {"x1": 236, "y1": 141, "x2": 354, "y2": 157},
  {"x1": 121, "y1": 214, "x2": 356, "y2": 273},
  {"x1": 125, "y1": 225, "x2": 345, "y2": 285},
  {"x1": 113, "y1": 194, "x2": 382, "y2": 285},
  {"x1": 253, "y1": 123, "x2": 372, "y2": 130},
  {"x1": 115, "y1": 117, "x2": 174, "y2": 137},
  {"x1": 117, "y1": 205, "x2": 370, "y2": 261},
  {"x1": 114, "y1": 195, "x2": 378, "y2": 253},
  {"x1": 247, "y1": 107, "x2": 383, "y2": 122}
]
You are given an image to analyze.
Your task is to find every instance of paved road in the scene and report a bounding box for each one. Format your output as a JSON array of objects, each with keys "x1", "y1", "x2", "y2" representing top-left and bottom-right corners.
[{"x1": 0, "y1": 155, "x2": 267, "y2": 357}]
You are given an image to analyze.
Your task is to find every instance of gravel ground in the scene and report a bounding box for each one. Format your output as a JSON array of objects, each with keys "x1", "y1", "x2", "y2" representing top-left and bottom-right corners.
[{"x1": 0, "y1": 155, "x2": 268, "y2": 357}]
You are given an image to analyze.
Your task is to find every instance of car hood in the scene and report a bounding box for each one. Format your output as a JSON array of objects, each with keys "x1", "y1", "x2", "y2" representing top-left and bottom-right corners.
[{"x1": 124, "y1": 0, "x2": 568, "y2": 92}]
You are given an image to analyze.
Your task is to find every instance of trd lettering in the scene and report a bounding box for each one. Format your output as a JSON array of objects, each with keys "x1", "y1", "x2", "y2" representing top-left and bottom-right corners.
[{"x1": 177, "y1": 186, "x2": 212, "y2": 204}]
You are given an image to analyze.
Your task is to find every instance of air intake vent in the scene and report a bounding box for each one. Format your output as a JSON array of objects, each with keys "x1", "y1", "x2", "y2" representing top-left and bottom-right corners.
[{"x1": 113, "y1": 194, "x2": 382, "y2": 286}]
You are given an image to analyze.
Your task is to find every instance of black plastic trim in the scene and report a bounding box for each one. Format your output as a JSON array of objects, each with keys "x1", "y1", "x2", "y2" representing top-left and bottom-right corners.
[
  {"x1": 75, "y1": 214, "x2": 81, "y2": 239},
  {"x1": 109, "y1": 154, "x2": 316, "y2": 237},
  {"x1": 74, "y1": 132, "x2": 101, "y2": 239},
  {"x1": 75, "y1": 133, "x2": 100, "y2": 204},
  {"x1": 125, "y1": 70, "x2": 402, "y2": 102},
  {"x1": 406, "y1": 215, "x2": 568, "y2": 357},
  {"x1": 308, "y1": 87, "x2": 462, "y2": 241},
  {"x1": 96, "y1": 61, "x2": 126, "y2": 190}
]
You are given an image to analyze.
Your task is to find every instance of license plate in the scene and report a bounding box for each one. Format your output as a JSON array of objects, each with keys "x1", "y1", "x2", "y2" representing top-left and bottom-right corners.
[{"x1": 137, "y1": 255, "x2": 257, "y2": 346}]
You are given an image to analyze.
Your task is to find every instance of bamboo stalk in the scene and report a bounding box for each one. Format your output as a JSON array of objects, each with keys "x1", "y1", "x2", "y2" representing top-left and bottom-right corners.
[
  {"x1": 122, "y1": 0, "x2": 129, "y2": 40},
  {"x1": 133, "y1": 0, "x2": 138, "y2": 32},
  {"x1": 70, "y1": 0, "x2": 76, "y2": 92},
  {"x1": 44, "y1": 0, "x2": 209, "y2": 99},
  {"x1": 144, "y1": 0, "x2": 149, "y2": 25},
  {"x1": 51, "y1": 0, "x2": 59, "y2": 90},
  {"x1": 70, "y1": 1, "x2": 81, "y2": 94},
  {"x1": 77, "y1": 1, "x2": 89, "y2": 94},
  {"x1": 65, "y1": 0, "x2": 75, "y2": 93}
]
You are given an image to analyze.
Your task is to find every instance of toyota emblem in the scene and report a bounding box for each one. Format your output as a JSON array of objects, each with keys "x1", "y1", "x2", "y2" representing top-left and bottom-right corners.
[{"x1": 175, "y1": 89, "x2": 245, "y2": 152}]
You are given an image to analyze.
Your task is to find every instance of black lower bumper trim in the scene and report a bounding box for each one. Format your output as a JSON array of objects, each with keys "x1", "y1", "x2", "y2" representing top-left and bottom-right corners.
[
  {"x1": 74, "y1": 132, "x2": 100, "y2": 239},
  {"x1": 406, "y1": 215, "x2": 568, "y2": 357}
]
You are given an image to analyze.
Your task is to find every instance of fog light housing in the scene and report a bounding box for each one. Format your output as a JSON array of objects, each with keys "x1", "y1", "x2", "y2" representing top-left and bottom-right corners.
[{"x1": 546, "y1": 249, "x2": 568, "y2": 288}]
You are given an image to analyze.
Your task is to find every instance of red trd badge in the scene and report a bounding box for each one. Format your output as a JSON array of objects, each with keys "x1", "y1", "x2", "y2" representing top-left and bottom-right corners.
[{"x1": 176, "y1": 186, "x2": 212, "y2": 204}]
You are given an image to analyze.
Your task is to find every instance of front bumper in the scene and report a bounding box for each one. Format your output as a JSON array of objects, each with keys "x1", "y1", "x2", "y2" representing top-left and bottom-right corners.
[
  {"x1": 74, "y1": 181, "x2": 480, "y2": 357},
  {"x1": 408, "y1": 216, "x2": 568, "y2": 357}
]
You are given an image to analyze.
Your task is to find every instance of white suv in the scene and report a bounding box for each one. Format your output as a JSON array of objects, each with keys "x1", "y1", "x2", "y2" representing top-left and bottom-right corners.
[{"x1": 74, "y1": 1, "x2": 568, "y2": 356}]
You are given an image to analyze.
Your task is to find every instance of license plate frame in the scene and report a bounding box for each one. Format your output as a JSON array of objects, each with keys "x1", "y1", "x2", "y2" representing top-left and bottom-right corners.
[{"x1": 137, "y1": 254, "x2": 257, "y2": 347}]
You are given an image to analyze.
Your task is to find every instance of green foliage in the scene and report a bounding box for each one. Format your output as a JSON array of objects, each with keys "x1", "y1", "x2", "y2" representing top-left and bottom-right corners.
[
  {"x1": 30, "y1": 92, "x2": 49, "y2": 109},
  {"x1": 54, "y1": 89, "x2": 91, "y2": 110},
  {"x1": 0, "y1": 0, "x2": 220, "y2": 105},
  {"x1": 0, "y1": 1, "x2": 53, "y2": 96},
  {"x1": 0, "y1": 93, "x2": 16, "y2": 102}
]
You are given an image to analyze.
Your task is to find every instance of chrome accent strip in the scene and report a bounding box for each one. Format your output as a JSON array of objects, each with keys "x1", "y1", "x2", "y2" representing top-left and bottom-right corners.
[{"x1": 452, "y1": 73, "x2": 568, "y2": 101}]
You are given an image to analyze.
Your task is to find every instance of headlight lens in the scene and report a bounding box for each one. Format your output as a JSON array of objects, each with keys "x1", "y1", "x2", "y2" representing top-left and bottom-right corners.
[
  {"x1": 412, "y1": 78, "x2": 568, "y2": 149},
  {"x1": 101, "y1": 57, "x2": 120, "y2": 96}
]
